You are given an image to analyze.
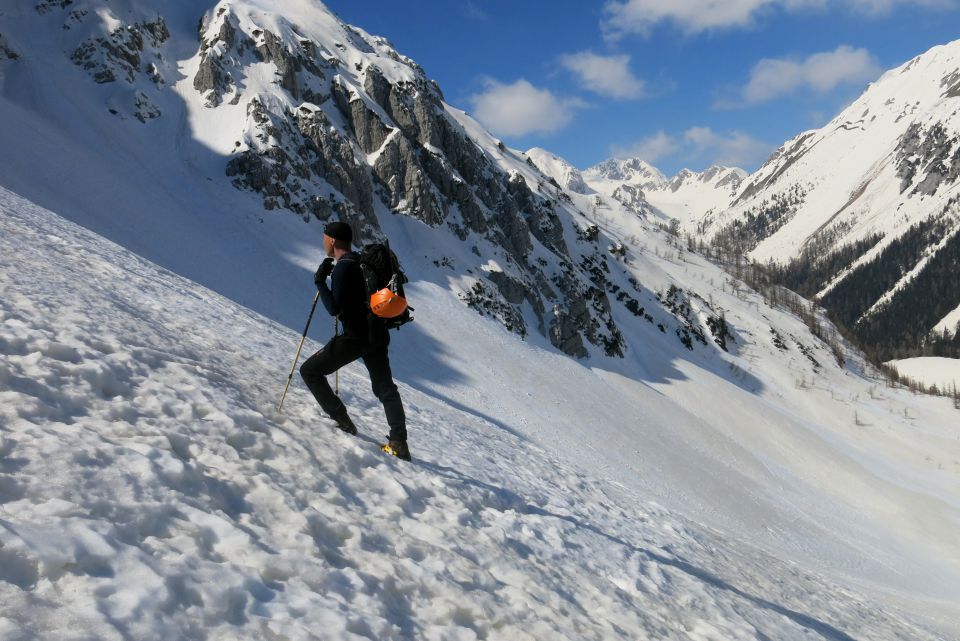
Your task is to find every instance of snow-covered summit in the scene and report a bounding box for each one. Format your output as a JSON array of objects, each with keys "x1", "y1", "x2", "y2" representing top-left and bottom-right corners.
[
  {"x1": 575, "y1": 39, "x2": 960, "y2": 356},
  {"x1": 585, "y1": 157, "x2": 669, "y2": 191},
  {"x1": 525, "y1": 147, "x2": 591, "y2": 194}
]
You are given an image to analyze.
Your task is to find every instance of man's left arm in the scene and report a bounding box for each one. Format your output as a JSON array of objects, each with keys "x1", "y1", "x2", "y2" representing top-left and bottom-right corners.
[{"x1": 316, "y1": 258, "x2": 349, "y2": 317}]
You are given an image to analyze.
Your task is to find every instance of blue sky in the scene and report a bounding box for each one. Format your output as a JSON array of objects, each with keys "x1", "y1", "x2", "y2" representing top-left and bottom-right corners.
[{"x1": 322, "y1": 0, "x2": 960, "y2": 176}]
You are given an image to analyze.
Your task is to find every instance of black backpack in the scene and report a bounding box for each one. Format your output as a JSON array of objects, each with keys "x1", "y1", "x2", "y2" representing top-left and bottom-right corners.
[{"x1": 357, "y1": 243, "x2": 414, "y2": 330}]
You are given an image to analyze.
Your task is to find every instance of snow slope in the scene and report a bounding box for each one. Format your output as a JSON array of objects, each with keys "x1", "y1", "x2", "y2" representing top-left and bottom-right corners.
[
  {"x1": 651, "y1": 166, "x2": 748, "y2": 229},
  {"x1": 3, "y1": 188, "x2": 960, "y2": 640}
]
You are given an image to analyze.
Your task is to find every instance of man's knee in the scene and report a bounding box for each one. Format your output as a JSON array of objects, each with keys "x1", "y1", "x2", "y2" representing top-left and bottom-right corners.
[
  {"x1": 299, "y1": 362, "x2": 313, "y2": 386},
  {"x1": 300, "y1": 352, "x2": 326, "y2": 381},
  {"x1": 371, "y1": 377, "x2": 399, "y2": 401}
]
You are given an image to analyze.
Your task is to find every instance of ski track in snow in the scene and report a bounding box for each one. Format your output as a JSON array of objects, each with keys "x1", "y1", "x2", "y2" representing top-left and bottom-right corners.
[{"x1": 0, "y1": 195, "x2": 949, "y2": 639}]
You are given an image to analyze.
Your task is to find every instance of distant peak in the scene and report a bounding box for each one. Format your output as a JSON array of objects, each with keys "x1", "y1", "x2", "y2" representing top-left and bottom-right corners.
[
  {"x1": 526, "y1": 147, "x2": 590, "y2": 194},
  {"x1": 585, "y1": 157, "x2": 667, "y2": 188}
]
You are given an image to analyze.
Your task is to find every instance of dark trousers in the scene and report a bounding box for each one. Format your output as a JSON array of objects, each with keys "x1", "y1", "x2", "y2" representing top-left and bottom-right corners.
[{"x1": 300, "y1": 333, "x2": 407, "y2": 442}]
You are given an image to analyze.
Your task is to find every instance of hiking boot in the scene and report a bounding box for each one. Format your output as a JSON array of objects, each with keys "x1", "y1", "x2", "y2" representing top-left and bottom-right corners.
[
  {"x1": 381, "y1": 439, "x2": 411, "y2": 461},
  {"x1": 330, "y1": 410, "x2": 358, "y2": 435}
]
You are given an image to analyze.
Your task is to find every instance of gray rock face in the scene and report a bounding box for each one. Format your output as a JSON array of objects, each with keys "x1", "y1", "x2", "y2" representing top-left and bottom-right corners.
[
  {"x1": 71, "y1": 16, "x2": 168, "y2": 84},
  {"x1": 133, "y1": 91, "x2": 161, "y2": 122},
  {"x1": 333, "y1": 80, "x2": 392, "y2": 153},
  {"x1": 460, "y1": 280, "x2": 528, "y2": 338},
  {"x1": 226, "y1": 100, "x2": 379, "y2": 239},
  {"x1": 612, "y1": 184, "x2": 651, "y2": 217},
  {"x1": 669, "y1": 169, "x2": 695, "y2": 192},
  {"x1": 941, "y1": 69, "x2": 960, "y2": 99},
  {"x1": 487, "y1": 269, "x2": 546, "y2": 334},
  {"x1": 591, "y1": 158, "x2": 627, "y2": 181},
  {"x1": 550, "y1": 302, "x2": 589, "y2": 359},
  {"x1": 35, "y1": 0, "x2": 73, "y2": 14},
  {"x1": 63, "y1": 13, "x2": 168, "y2": 122},
  {"x1": 587, "y1": 157, "x2": 667, "y2": 191},
  {"x1": 194, "y1": 15, "x2": 244, "y2": 106},
  {"x1": 257, "y1": 31, "x2": 301, "y2": 98},
  {"x1": 363, "y1": 66, "x2": 441, "y2": 148},
  {"x1": 716, "y1": 169, "x2": 745, "y2": 191},
  {"x1": 896, "y1": 121, "x2": 960, "y2": 196}
]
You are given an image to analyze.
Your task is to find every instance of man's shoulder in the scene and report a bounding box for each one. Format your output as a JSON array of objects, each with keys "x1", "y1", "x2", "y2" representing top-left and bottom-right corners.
[
  {"x1": 334, "y1": 251, "x2": 361, "y2": 267},
  {"x1": 333, "y1": 252, "x2": 363, "y2": 280}
]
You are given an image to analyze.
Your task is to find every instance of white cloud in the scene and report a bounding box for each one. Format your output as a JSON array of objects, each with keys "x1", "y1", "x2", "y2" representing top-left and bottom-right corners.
[
  {"x1": 558, "y1": 51, "x2": 646, "y2": 100},
  {"x1": 601, "y1": 0, "x2": 822, "y2": 38},
  {"x1": 462, "y1": 2, "x2": 488, "y2": 20},
  {"x1": 467, "y1": 79, "x2": 585, "y2": 137},
  {"x1": 613, "y1": 127, "x2": 772, "y2": 168},
  {"x1": 737, "y1": 46, "x2": 882, "y2": 104},
  {"x1": 611, "y1": 131, "x2": 678, "y2": 162},
  {"x1": 601, "y1": 0, "x2": 954, "y2": 38},
  {"x1": 849, "y1": 0, "x2": 956, "y2": 12},
  {"x1": 682, "y1": 127, "x2": 772, "y2": 167}
]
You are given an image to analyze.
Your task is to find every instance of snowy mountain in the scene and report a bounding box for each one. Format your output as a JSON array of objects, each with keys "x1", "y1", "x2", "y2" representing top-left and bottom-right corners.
[
  {"x1": 0, "y1": 0, "x2": 653, "y2": 360},
  {"x1": 583, "y1": 158, "x2": 746, "y2": 226},
  {"x1": 586, "y1": 157, "x2": 669, "y2": 191},
  {"x1": 581, "y1": 41, "x2": 960, "y2": 358},
  {"x1": 3, "y1": 1, "x2": 960, "y2": 639},
  {"x1": 704, "y1": 40, "x2": 960, "y2": 357}
]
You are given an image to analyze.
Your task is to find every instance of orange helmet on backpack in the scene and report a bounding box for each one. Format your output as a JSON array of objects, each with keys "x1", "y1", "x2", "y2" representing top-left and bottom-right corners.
[{"x1": 370, "y1": 287, "x2": 408, "y2": 318}]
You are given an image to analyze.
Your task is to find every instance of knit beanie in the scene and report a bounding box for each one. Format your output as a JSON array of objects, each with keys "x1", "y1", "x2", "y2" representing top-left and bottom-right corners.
[{"x1": 324, "y1": 221, "x2": 353, "y2": 245}]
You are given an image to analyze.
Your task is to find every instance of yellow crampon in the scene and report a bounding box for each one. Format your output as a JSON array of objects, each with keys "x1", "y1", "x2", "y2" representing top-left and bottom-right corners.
[
  {"x1": 381, "y1": 443, "x2": 401, "y2": 456},
  {"x1": 380, "y1": 442, "x2": 411, "y2": 461}
]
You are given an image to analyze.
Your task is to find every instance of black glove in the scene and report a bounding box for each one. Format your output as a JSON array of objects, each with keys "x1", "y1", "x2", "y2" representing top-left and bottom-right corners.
[{"x1": 314, "y1": 257, "x2": 334, "y2": 287}]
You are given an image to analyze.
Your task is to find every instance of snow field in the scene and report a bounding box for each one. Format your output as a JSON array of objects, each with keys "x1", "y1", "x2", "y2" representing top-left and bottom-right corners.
[
  {"x1": 2, "y1": 191, "x2": 950, "y2": 639},
  {"x1": 888, "y1": 357, "x2": 960, "y2": 392}
]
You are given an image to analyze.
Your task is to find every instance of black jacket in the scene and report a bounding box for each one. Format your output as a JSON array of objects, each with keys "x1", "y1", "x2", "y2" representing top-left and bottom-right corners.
[{"x1": 317, "y1": 252, "x2": 368, "y2": 338}]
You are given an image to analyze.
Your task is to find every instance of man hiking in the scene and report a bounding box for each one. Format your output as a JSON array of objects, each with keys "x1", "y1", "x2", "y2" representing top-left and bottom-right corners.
[{"x1": 299, "y1": 222, "x2": 411, "y2": 461}]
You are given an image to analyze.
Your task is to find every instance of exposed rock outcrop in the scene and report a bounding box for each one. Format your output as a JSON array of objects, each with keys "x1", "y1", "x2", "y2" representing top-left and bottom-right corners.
[
  {"x1": 71, "y1": 16, "x2": 169, "y2": 84},
  {"x1": 0, "y1": 34, "x2": 18, "y2": 61},
  {"x1": 896, "y1": 121, "x2": 960, "y2": 196},
  {"x1": 612, "y1": 184, "x2": 651, "y2": 217}
]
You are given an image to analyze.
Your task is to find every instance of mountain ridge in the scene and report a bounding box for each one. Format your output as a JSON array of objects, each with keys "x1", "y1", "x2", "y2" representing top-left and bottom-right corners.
[{"x1": 581, "y1": 157, "x2": 746, "y2": 226}]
